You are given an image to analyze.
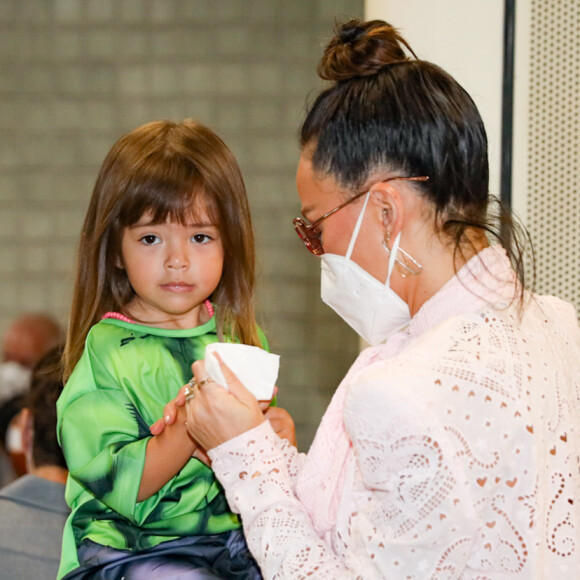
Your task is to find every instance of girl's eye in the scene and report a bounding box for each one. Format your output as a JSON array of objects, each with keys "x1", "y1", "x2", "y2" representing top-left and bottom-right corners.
[
  {"x1": 191, "y1": 233, "x2": 212, "y2": 244},
  {"x1": 140, "y1": 234, "x2": 160, "y2": 245}
]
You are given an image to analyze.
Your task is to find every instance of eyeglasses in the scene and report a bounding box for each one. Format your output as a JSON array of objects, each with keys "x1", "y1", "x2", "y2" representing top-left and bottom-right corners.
[{"x1": 293, "y1": 176, "x2": 429, "y2": 256}]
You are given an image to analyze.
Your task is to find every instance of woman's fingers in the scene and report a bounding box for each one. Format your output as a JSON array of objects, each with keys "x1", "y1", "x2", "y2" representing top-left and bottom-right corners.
[
  {"x1": 185, "y1": 356, "x2": 265, "y2": 450},
  {"x1": 212, "y1": 353, "x2": 259, "y2": 405}
]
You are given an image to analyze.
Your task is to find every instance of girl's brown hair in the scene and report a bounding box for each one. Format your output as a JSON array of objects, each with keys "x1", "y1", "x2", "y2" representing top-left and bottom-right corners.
[{"x1": 64, "y1": 120, "x2": 260, "y2": 379}]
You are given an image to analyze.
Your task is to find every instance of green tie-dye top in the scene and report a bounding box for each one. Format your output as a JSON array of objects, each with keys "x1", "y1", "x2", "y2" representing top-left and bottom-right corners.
[{"x1": 56, "y1": 314, "x2": 268, "y2": 578}]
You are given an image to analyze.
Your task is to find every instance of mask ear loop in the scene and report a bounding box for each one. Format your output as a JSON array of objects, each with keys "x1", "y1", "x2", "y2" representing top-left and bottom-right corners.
[{"x1": 344, "y1": 192, "x2": 371, "y2": 262}]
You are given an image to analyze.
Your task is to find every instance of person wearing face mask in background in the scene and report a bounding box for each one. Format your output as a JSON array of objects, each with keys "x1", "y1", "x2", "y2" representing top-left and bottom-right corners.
[
  {"x1": 157, "y1": 19, "x2": 580, "y2": 579},
  {"x1": 0, "y1": 345, "x2": 69, "y2": 579},
  {"x1": 0, "y1": 312, "x2": 64, "y2": 486}
]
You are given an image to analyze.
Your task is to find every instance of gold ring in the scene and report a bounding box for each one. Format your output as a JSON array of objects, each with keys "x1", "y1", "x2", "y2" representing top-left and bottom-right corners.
[
  {"x1": 184, "y1": 381, "x2": 196, "y2": 401},
  {"x1": 197, "y1": 377, "x2": 214, "y2": 387}
]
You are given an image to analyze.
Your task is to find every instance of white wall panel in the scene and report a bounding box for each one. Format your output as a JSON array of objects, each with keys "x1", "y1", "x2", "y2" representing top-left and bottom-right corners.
[
  {"x1": 512, "y1": 0, "x2": 580, "y2": 312},
  {"x1": 365, "y1": 0, "x2": 504, "y2": 198},
  {"x1": 367, "y1": 0, "x2": 580, "y2": 316}
]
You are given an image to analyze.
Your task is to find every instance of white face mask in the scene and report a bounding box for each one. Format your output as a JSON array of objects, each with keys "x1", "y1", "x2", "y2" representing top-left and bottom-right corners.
[
  {"x1": 320, "y1": 192, "x2": 411, "y2": 345},
  {"x1": 0, "y1": 361, "x2": 31, "y2": 399}
]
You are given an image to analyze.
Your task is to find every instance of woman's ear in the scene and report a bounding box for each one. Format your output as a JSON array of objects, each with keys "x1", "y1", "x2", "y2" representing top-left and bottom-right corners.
[{"x1": 369, "y1": 182, "x2": 405, "y2": 239}]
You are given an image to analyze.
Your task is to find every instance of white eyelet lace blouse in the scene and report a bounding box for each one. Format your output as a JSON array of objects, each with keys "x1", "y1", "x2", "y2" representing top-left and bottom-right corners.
[{"x1": 209, "y1": 246, "x2": 580, "y2": 579}]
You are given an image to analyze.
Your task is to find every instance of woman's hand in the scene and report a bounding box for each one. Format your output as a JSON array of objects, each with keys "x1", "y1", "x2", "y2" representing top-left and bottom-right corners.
[
  {"x1": 185, "y1": 355, "x2": 265, "y2": 450},
  {"x1": 150, "y1": 361, "x2": 296, "y2": 450},
  {"x1": 150, "y1": 382, "x2": 273, "y2": 436}
]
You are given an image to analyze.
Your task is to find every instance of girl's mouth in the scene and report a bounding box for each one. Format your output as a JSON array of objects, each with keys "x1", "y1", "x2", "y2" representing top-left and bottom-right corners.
[{"x1": 161, "y1": 282, "x2": 194, "y2": 293}]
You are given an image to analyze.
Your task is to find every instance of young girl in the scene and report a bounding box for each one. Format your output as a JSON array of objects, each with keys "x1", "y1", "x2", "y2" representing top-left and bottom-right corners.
[{"x1": 57, "y1": 120, "x2": 267, "y2": 579}]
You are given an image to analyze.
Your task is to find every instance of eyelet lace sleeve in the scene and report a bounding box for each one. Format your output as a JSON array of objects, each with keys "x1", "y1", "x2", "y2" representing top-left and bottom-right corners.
[
  {"x1": 209, "y1": 421, "x2": 355, "y2": 579},
  {"x1": 209, "y1": 402, "x2": 479, "y2": 579},
  {"x1": 209, "y1": 250, "x2": 580, "y2": 578},
  {"x1": 209, "y1": 297, "x2": 580, "y2": 579}
]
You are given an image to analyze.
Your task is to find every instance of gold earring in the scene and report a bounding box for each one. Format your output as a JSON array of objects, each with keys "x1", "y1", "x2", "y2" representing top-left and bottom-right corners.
[{"x1": 382, "y1": 233, "x2": 422, "y2": 277}]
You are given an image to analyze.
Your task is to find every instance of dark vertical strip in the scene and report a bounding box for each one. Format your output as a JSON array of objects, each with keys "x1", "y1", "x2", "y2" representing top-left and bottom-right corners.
[
  {"x1": 500, "y1": 0, "x2": 516, "y2": 251},
  {"x1": 501, "y1": 0, "x2": 516, "y2": 208}
]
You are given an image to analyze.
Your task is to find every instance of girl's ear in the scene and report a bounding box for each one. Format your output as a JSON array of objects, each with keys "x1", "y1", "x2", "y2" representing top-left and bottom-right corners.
[
  {"x1": 115, "y1": 254, "x2": 124, "y2": 269},
  {"x1": 369, "y1": 182, "x2": 405, "y2": 238}
]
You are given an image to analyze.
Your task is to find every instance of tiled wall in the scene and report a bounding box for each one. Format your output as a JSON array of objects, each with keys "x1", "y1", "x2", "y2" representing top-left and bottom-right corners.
[{"x1": 0, "y1": 0, "x2": 363, "y2": 449}]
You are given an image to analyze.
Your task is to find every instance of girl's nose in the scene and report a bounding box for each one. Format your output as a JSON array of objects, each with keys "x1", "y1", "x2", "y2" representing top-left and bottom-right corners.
[{"x1": 166, "y1": 244, "x2": 189, "y2": 269}]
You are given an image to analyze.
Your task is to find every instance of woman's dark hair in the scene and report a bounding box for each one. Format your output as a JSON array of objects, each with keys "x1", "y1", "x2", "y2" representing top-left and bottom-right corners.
[{"x1": 301, "y1": 19, "x2": 532, "y2": 292}]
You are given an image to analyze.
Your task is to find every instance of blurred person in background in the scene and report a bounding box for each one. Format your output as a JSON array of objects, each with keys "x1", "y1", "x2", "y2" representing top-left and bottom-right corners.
[
  {"x1": 0, "y1": 345, "x2": 69, "y2": 579},
  {"x1": 0, "y1": 312, "x2": 64, "y2": 486}
]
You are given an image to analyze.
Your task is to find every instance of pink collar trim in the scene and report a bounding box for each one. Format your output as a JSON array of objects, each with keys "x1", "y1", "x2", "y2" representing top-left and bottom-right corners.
[
  {"x1": 102, "y1": 300, "x2": 215, "y2": 324},
  {"x1": 101, "y1": 311, "x2": 135, "y2": 323}
]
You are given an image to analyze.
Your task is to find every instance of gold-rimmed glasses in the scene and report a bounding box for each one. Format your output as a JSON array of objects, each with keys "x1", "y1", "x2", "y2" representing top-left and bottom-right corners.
[{"x1": 292, "y1": 175, "x2": 429, "y2": 256}]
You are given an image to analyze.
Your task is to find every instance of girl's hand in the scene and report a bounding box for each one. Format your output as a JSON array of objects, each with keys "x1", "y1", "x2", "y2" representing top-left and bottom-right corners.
[
  {"x1": 185, "y1": 355, "x2": 265, "y2": 450},
  {"x1": 264, "y1": 406, "x2": 297, "y2": 447},
  {"x1": 192, "y1": 446, "x2": 211, "y2": 467},
  {"x1": 148, "y1": 383, "x2": 212, "y2": 467},
  {"x1": 149, "y1": 385, "x2": 187, "y2": 435}
]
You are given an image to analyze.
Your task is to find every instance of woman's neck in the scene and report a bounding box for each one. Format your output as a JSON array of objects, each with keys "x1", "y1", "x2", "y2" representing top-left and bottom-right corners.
[{"x1": 403, "y1": 232, "x2": 489, "y2": 317}]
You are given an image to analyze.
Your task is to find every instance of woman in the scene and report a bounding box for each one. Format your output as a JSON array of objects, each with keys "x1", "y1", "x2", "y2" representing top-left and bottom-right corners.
[{"x1": 166, "y1": 19, "x2": 580, "y2": 578}]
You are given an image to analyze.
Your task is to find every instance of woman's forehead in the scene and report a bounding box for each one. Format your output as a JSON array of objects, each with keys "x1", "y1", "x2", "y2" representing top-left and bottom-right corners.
[{"x1": 296, "y1": 154, "x2": 347, "y2": 218}]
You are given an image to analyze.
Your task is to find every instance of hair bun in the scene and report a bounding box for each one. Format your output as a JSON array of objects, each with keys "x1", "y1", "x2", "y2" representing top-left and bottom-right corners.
[{"x1": 317, "y1": 19, "x2": 417, "y2": 82}]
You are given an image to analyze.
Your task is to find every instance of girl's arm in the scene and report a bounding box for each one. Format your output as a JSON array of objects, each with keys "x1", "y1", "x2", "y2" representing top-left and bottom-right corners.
[
  {"x1": 58, "y1": 349, "x2": 209, "y2": 524},
  {"x1": 151, "y1": 387, "x2": 300, "y2": 464},
  {"x1": 138, "y1": 403, "x2": 196, "y2": 501}
]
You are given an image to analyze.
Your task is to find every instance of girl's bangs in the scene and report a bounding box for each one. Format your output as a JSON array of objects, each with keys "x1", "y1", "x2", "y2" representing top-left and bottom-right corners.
[{"x1": 118, "y1": 168, "x2": 220, "y2": 227}]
